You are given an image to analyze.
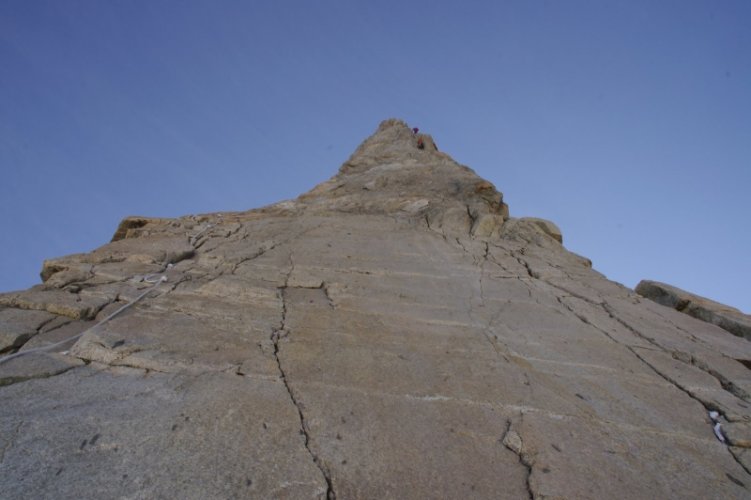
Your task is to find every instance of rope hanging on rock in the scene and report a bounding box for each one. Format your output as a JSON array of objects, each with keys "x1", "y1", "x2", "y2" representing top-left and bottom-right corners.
[{"x1": 0, "y1": 270, "x2": 170, "y2": 366}]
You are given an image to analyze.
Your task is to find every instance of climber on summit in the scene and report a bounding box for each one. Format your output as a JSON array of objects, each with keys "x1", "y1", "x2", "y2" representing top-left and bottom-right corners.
[{"x1": 412, "y1": 127, "x2": 419, "y2": 134}]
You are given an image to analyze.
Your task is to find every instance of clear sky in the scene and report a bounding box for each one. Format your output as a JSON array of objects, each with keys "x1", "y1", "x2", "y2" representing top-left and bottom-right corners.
[{"x1": 1, "y1": 1, "x2": 749, "y2": 312}]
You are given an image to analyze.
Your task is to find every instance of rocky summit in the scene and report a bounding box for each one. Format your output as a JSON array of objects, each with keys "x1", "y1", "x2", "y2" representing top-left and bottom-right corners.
[{"x1": 2, "y1": 119, "x2": 751, "y2": 499}]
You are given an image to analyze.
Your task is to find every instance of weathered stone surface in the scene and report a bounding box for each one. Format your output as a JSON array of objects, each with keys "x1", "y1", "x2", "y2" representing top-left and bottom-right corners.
[
  {"x1": 725, "y1": 422, "x2": 751, "y2": 448},
  {"x1": 518, "y1": 216, "x2": 563, "y2": 243},
  {"x1": 637, "y1": 279, "x2": 751, "y2": 340},
  {"x1": 19, "y1": 317, "x2": 87, "y2": 353},
  {"x1": 0, "y1": 308, "x2": 56, "y2": 352},
  {"x1": 0, "y1": 352, "x2": 84, "y2": 387},
  {"x1": 1, "y1": 119, "x2": 750, "y2": 498},
  {"x1": 110, "y1": 215, "x2": 170, "y2": 241},
  {"x1": 41, "y1": 235, "x2": 195, "y2": 286},
  {"x1": 0, "y1": 287, "x2": 112, "y2": 320},
  {"x1": 0, "y1": 367, "x2": 327, "y2": 499}
]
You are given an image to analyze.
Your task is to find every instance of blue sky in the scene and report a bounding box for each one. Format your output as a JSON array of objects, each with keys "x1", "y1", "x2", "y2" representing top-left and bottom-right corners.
[{"x1": 1, "y1": 1, "x2": 749, "y2": 312}]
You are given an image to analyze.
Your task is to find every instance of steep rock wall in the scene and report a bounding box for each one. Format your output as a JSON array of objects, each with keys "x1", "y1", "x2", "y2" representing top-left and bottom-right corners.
[{"x1": 1, "y1": 120, "x2": 751, "y2": 499}]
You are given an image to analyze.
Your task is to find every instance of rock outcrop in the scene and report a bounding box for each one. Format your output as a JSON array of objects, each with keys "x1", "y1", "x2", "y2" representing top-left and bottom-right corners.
[
  {"x1": 636, "y1": 280, "x2": 751, "y2": 341},
  {"x1": 2, "y1": 119, "x2": 751, "y2": 499}
]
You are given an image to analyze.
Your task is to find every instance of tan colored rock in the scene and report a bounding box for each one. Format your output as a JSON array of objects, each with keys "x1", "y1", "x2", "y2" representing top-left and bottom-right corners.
[
  {"x1": 0, "y1": 308, "x2": 56, "y2": 352},
  {"x1": 1, "y1": 119, "x2": 750, "y2": 498},
  {"x1": 472, "y1": 213, "x2": 504, "y2": 238},
  {"x1": 725, "y1": 422, "x2": 751, "y2": 448},
  {"x1": 637, "y1": 280, "x2": 751, "y2": 340},
  {"x1": 519, "y1": 216, "x2": 563, "y2": 243},
  {"x1": 0, "y1": 287, "x2": 111, "y2": 320},
  {"x1": 110, "y1": 215, "x2": 169, "y2": 241}
]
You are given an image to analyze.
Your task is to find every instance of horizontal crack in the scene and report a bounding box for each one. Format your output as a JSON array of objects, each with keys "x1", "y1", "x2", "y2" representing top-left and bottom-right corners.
[{"x1": 0, "y1": 363, "x2": 81, "y2": 388}]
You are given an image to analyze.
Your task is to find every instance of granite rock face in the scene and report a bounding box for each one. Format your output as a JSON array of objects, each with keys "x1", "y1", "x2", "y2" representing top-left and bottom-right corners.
[
  {"x1": 636, "y1": 280, "x2": 751, "y2": 341},
  {"x1": 2, "y1": 119, "x2": 751, "y2": 499}
]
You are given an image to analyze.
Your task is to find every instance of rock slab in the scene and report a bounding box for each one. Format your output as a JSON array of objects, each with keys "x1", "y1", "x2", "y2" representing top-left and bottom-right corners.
[
  {"x1": 2, "y1": 120, "x2": 751, "y2": 499},
  {"x1": 637, "y1": 280, "x2": 751, "y2": 341}
]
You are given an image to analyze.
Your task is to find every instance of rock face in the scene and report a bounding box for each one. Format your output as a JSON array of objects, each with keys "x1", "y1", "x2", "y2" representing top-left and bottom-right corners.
[
  {"x1": 2, "y1": 119, "x2": 751, "y2": 499},
  {"x1": 636, "y1": 280, "x2": 751, "y2": 341}
]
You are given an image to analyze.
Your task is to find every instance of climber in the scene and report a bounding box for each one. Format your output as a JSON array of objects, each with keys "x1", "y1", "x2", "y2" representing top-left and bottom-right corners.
[
  {"x1": 412, "y1": 127, "x2": 419, "y2": 134},
  {"x1": 417, "y1": 137, "x2": 425, "y2": 149}
]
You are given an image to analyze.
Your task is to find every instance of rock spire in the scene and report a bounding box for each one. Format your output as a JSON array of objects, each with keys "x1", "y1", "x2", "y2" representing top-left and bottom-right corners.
[{"x1": 2, "y1": 120, "x2": 751, "y2": 499}]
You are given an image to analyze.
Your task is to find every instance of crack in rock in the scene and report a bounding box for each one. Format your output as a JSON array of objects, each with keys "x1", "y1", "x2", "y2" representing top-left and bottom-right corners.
[
  {"x1": 465, "y1": 204, "x2": 477, "y2": 236},
  {"x1": 320, "y1": 282, "x2": 335, "y2": 310},
  {"x1": 271, "y1": 260, "x2": 336, "y2": 499},
  {"x1": 0, "y1": 421, "x2": 23, "y2": 464},
  {"x1": 0, "y1": 363, "x2": 81, "y2": 388},
  {"x1": 510, "y1": 249, "x2": 536, "y2": 279},
  {"x1": 501, "y1": 419, "x2": 534, "y2": 500},
  {"x1": 557, "y1": 288, "x2": 751, "y2": 477},
  {"x1": 463, "y1": 242, "x2": 513, "y2": 366},
  {"x1": 510, "y1": 250, "x2": 751, "y2": 478},
  {"x1": 600, "y1": 302, "x2": 751, "y2": 404}
]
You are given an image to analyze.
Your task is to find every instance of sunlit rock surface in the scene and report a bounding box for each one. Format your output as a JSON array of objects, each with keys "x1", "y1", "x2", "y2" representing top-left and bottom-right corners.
[{"x1": 2, "y1": 120, "x2": 751, "y2": 499}]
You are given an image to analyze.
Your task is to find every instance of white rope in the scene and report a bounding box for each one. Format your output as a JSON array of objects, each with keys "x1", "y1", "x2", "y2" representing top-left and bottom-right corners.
[
  {"x1": 0, "y1": 275, "x2": 168, "y2": 366},
  {"x1": 189, "y1": 223, "x2": 214, "y2": 245}
]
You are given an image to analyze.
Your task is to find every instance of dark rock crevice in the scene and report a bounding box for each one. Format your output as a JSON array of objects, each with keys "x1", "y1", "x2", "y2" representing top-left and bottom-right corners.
[
  {"x1": 510, "y1": 249, "x2": 536, "y2": 279},
  {"x1": 556, "y1": 294, "x2": 751, "y2": 479},
  {"x1": 465, "y1": 204, "x2": 477, "y2": 236},
  {"x1": 687, "y1": 355, "x2": 751, "y2": 403},
  {"x1": 564, "y1": 299, "x2": 751, "y2": 478},
  {"x1": 271, "y1": 261, "x2": 336, "y2": 499},
  {"x1": 0, "y1": 356, "x2": 84, "y2": 388},
  {"x1": 501, "y1": 418, "x2": 535, "y2": 500},
  {"x1": 464, "y1": 241, "x2": 514, "y2": 366},
  {"x1": 0, "y1": 314, "x2": 60, "y2": 356},
  {"x1": 600, "y1": 302, "x2": 751, "y2": 404},
  {"x1": 320, "y1": 282, "x2": 335, "y2": 310},
  {"x1": 188, "y1": 223, "x2": 216, "y2": 249},
  {"x1": 636, "y1": 280, "x2": 751, "y2": 341},
  {"x1": 508, "y1": 250, "x2": 751, "y2": 479},
  {"x1": 0, "y1": 420, "x2": 23, "y2": 464}
]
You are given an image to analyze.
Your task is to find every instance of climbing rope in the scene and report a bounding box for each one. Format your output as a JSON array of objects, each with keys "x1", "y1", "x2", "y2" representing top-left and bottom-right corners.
[
  {"x1": 0, "y1": 271, "x2": 170, "y2": 366},
  {"x1": 0, "y1": 219, "x2": 213, "y2": 368}
]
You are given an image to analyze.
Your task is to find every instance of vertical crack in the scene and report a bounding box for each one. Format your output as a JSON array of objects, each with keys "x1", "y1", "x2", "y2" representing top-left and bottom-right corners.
[
  {"x1": 320, "y1": 282, "x2": 335, "y2": 310},
  {"x1": 0, "y1": 421, "x2": 23, "y2": 464},
  {"x1": 555, "y1": 295, "x2": 751, "y2": 478},
  {"x1": 510, "y1": 249, "x2": 536, "y2": 279},
  {"x1": 689, "y1": 356, "x2": 750, "y2": 402},
  {"x1": 509, "y1": 249, "x2": 751, "y2": 477},
  {"x1": 600, "y1": 302, "x2": 751, "y2": 403},
  {"x1": 501, "y1": 418, "x2": 534, "y2": 500},
  {"x1": 467, "y1": 243, "x2": 511, "y2": 364},
  {"x1": 558, "y1": 293, "x2": 723, "y2": 412},
  {"x1": 730, "y1": 449, "x2": 751, "y2": 476},
  {"x1": 271, "y1": 258, "x2": 336, "y2": 499},
  {"x1": 465, "y1": 204, "x2": 476, "y2": 236}
]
